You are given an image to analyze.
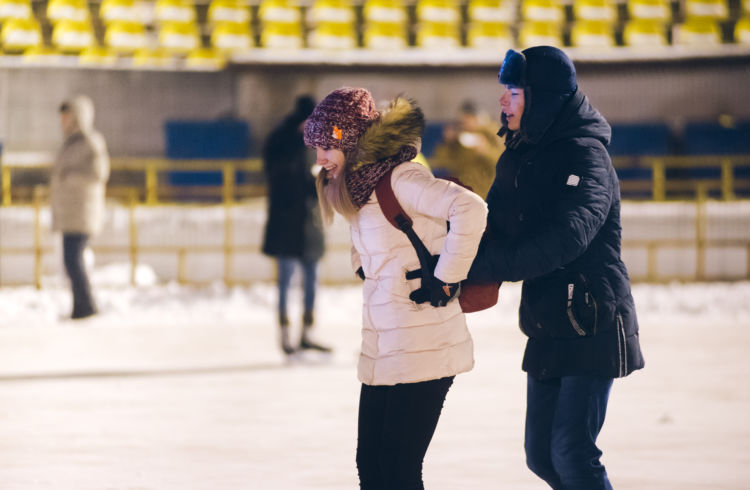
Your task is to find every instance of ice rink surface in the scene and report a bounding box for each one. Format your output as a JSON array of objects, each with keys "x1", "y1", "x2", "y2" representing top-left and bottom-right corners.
[{"x1": 1, "y1": 272, "x2": 749, "y2": 489}]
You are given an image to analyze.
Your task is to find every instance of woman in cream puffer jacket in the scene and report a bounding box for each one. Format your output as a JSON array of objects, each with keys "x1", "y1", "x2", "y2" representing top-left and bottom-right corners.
[{"x1": 304, "y1": 87, "x2": 487, "y2": 489}]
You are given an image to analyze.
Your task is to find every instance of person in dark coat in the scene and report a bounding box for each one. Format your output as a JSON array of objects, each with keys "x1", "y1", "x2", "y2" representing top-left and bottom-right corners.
[
  {"x1": 262, "y1": 95, "x2": 330, "y2": 355},
  {"x1": 468, "y1": 46, "x2": 645, "y2": 489}
]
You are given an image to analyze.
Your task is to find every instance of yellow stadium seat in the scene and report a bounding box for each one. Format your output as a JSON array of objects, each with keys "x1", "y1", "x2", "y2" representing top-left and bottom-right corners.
[
  {"x1": 467, "y1": 0, "x2": 515, "y2": 23},
  {"x1": 572, "y1": 0, "x2": 616, "y2": 22},
  {"x1": 521, "y1": 0, "x2": 564, "y2": 23},
  {"x1": 21, "y1": 45, "x2": 61, "y2": 63},
  {"x1": 363, "y1": 0, "x2": 406, "y2": 23},
  {"x1": 570, "y1": 20, "x2": 615, "y2": 47},
  {"x1": 363, "y1": 21, "x2": 407, "y2": 49},
  {"x1": 674, "y1": 18, "x2": 722, "y2": 45},
  {"x1": 627, "y1": 0, "x2": 670, "y2": 21},
  {"x1": 260, "y1": 20, "x2": 303, "y2": 48},
  {"x1": 258, "y1": 0, "x2": 301, "y2": 24},
  {"x1": 467, "y1": 21, "x2": 513, "y2": 50},
  {"x1": 308, "y1": 21, "x2": 357, "y2": 48},
  {"x1": 79, "y1": 45, "x2": 118, "y2": 65},
  {"x1": 519, "y1": 21, "x2": 563, "y2": 47},
  {"x1": 416, "y1": 0, "x2": 461, "y2": 24},
  {"x1": 52, "y1": 19, "x2": 95, "y2": 53},
  {"x1": 308, "y1": 0, "x2": 355, "y2": 26},
  {"x1": 416, "y1": 21, "x2": 461, "y2": 48},
  {"x1": 1, "y1": 17, "x2": 41, "y2": 52},
  {"x1": 0, "y1": 0, "x2": 32, "y2": 22},
  {"x1": 47, "y1": 0, "x2": 89, "y2": 24},
  {"x1": 100, "y1": 0, "x2": 139, "y2": 24},
  {"x1": 186, "y1": 47, "x2": 226, "y2": 68},
  {"x1": 735, "y1": 15, "x2": 750, "y2": 43},
  {"x1": 155, "y1": 0, "x2": 196, "y2": 23},
  {"x1": 211, "y1": 20, "x2": 253, "y2": 52},
  {"x1": 623, "y1": 19, "x2": 668, "y2": 46},
  {"x1": 132, "y1": 46, "x2": 174, "y2": 66},
  {"x1": 744, "y1": 0, "x2": 750, "y2": 13},
  {"x1": 684, "y1": 0, "x2": 728, "y2": 20},
  {"x1": 104, "y1": 20, "x2": 148, "y2": 53},
  {"x1": 158, "y1": 21, "x2": 200, "y2": 54},
  {"x1": 208, "y1": 0, "x2": 251, "y2": 25}
]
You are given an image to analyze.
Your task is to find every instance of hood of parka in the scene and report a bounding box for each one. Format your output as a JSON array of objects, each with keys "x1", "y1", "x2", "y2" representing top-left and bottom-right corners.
[{"x1": 348, "y1": 96, "x2": 425, "y2": 171}]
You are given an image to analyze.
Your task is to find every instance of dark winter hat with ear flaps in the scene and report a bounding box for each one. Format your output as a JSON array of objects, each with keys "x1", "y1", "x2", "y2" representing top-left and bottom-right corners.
[{"x1": 498, "y1": 46, "x2": 578, "y2": 144}]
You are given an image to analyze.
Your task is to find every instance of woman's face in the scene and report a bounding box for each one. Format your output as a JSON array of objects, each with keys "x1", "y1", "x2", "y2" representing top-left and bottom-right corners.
[
  {"x1": 316, "y1": 147, "x2": 346, "y2": 179},
  {"x1": 499, "y1": 85, "x2": 525, "y2": 131}
]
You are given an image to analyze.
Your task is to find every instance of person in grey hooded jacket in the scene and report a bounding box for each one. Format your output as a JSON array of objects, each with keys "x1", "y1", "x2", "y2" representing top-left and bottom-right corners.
[{"x1": 50, "y1": 95, "x2": 110, "y2": 319}]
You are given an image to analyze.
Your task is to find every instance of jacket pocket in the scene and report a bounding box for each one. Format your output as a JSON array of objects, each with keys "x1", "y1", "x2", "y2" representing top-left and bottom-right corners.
[
  {"x1": 566, "y1": 273, "x2": 598, "y2": 336},
  {"x1": 520, "y1": 272, "x2": 598, "y2": 339}
]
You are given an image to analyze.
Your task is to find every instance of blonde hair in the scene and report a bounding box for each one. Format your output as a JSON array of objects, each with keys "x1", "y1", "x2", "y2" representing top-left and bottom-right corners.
[{"x1": 316, "y1": 167, "x2": 358, "y2": 225}]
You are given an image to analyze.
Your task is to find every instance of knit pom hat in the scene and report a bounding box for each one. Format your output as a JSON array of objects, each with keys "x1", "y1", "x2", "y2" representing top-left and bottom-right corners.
[{"x1": 303, "y1": 87, "x2": 380, "y2": 152}]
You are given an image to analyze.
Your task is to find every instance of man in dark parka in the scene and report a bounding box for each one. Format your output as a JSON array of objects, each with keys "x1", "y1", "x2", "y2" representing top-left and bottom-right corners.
[
  {"x1": 468, "y1": 46, "x2": 644, "y2": 489},
  {"x1": 262, "y1": 95, "x2": 330, "y2": 355}
]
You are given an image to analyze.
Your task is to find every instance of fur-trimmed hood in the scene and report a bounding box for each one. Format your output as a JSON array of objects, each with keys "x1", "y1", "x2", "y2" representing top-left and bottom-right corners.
[{"x1": 349, "y1": 96, "x2": 425, "y2": 170}]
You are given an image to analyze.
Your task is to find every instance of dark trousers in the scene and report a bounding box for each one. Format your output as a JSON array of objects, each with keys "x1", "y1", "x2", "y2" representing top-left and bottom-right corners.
[
  {"x1": 525, "y1": 374, "x2": 614, "y2": 490},
  {"x1": 277, "y1": 258, "x2": 317, "y2": 320},
  {"x1": 356, "y1": 376, "x2": 454, "y2": 490},
  {"x1": 63, "y1": 233, "x2": 96, "y2": 319}
]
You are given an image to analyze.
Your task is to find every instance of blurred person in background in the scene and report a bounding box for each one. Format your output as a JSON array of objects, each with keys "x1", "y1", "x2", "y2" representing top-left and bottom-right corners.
[
  {"x1": 468, "y1": 46, "x2": 645, "y2": 489},
  {"x1": 305, "y1": 87, "x2": 487, "y2": 490},
  {"x1": 51, "y1": 95, "x2": 110, "y2": 320},
  {"x1": 262, "y1": 95, "x2": 331, "y2": 356},
  {"x1": 430, "y1": 100, "x2": 503, "y2": 198}
]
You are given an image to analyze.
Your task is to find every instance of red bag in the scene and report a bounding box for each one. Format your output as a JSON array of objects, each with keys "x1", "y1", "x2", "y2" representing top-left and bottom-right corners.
[{"x1": 375, "y1": 168, "x2": 499, "y2": 313}]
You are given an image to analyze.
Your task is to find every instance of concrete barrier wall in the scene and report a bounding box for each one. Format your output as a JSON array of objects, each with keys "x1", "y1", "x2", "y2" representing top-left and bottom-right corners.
[{"x1": 1, "y1": 200, "x2": 749, "y2": 285}]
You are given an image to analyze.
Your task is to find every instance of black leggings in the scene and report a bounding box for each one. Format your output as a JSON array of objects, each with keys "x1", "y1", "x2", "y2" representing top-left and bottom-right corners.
[
  {"x1": 356, "y1": 376, "x2": 454, "y2": 490},
  {"x1": 63, "y1": 233, "x2": 96, "y2": 318}
]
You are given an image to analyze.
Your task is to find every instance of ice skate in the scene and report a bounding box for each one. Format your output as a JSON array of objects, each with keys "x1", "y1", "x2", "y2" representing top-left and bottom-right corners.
[
  {"x1": 299, "y1": 312, "x2": 332, "y2": 353},
  {"x1": 279, "y1": 317, "x2": 296, "y2": 356}
]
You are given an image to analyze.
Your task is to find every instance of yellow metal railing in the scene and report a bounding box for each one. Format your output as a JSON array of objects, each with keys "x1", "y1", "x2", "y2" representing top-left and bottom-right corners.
[
  {"x1": 630, "y1": 154, "x2": 750, "y2": 201},
  {"x1": 2, "y1": 154, "x2": 750, "y2": 205},
  {"x1": 0, "y1": 157, "x2": 265, "y2": 206}
]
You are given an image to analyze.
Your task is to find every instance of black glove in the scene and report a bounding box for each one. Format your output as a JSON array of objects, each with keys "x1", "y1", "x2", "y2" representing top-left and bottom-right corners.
[
  {"x1": 409, "y1": 277, "x2": 461, "y2": 307},
  {"x1": 406, "y1": 261, "x2": 461, "y2": 307},
  {"x1": 355, "y1": 266, "x2": 365, "y2": 281}
]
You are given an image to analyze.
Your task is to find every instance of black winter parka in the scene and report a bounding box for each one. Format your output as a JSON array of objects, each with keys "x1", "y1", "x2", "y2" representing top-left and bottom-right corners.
[
  {"x1": 262, "y1": 115, "x2": 325, "y2": 261},
  {"x1": 469, "y1": 89, "x2": 644, "y2": 379}
]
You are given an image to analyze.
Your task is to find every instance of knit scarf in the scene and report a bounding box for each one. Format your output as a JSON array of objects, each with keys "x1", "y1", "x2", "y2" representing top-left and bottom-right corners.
[{"x1": 346, "y1": 146, "x2": 418, "y2": 209}]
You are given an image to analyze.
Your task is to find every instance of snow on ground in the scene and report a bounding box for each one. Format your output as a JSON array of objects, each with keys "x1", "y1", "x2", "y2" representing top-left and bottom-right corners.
[{"x1": 0, "y1": 267, "x2": 749, "y2": 489}]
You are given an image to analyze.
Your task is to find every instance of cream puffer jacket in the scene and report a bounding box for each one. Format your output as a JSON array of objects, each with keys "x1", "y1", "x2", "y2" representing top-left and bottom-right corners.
[
  {"x1": 351, "y1": 161, "x2": 488, "y2": 386},
  {"x1": 51, "y1": 95, "x2": 110, "y2": 235}
]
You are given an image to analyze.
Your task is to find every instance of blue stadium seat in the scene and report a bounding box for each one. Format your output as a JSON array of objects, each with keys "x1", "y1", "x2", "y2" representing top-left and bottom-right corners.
[
  {"x1": 165, "y1": 119, "x2": 252, "y2": 158},
  {"x1": 608, "y1": 123, "x2": 672, "y2": 156},
  {"x1": 421, "y1": 122, "x2": 445, "y2": 158},
  {"x1": 682, "y1": 121, "x2": 750, "y2": 155},
  {"x1": 164, "y1": 119, "x2": 252, "y2": 188}
]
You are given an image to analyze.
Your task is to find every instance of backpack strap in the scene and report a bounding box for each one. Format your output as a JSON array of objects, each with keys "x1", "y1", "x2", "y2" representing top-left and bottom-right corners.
[
  {"x1": 375, "y1": 167, "x2": 413, "y2": 232},
  {"x1": 374, "y1": 166, "x2": 435, "y2": 273}
]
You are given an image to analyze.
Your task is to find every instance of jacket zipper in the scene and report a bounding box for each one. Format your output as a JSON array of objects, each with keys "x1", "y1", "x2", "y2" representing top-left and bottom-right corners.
[
  {"x1": 566, "y1": 283, "x2": 587, "y2": 336},
  {"x1": 617, "y1": 313, "x2": 627, "y2": 377}
]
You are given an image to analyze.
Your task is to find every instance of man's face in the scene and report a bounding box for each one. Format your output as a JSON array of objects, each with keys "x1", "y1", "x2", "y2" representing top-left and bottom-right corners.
[
  {"x1": 316, "y1": 147, "x2": 346, "y2": 179},
  {"x1": 499, "y1": 85, "x2": 524, "y2": 132}
]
